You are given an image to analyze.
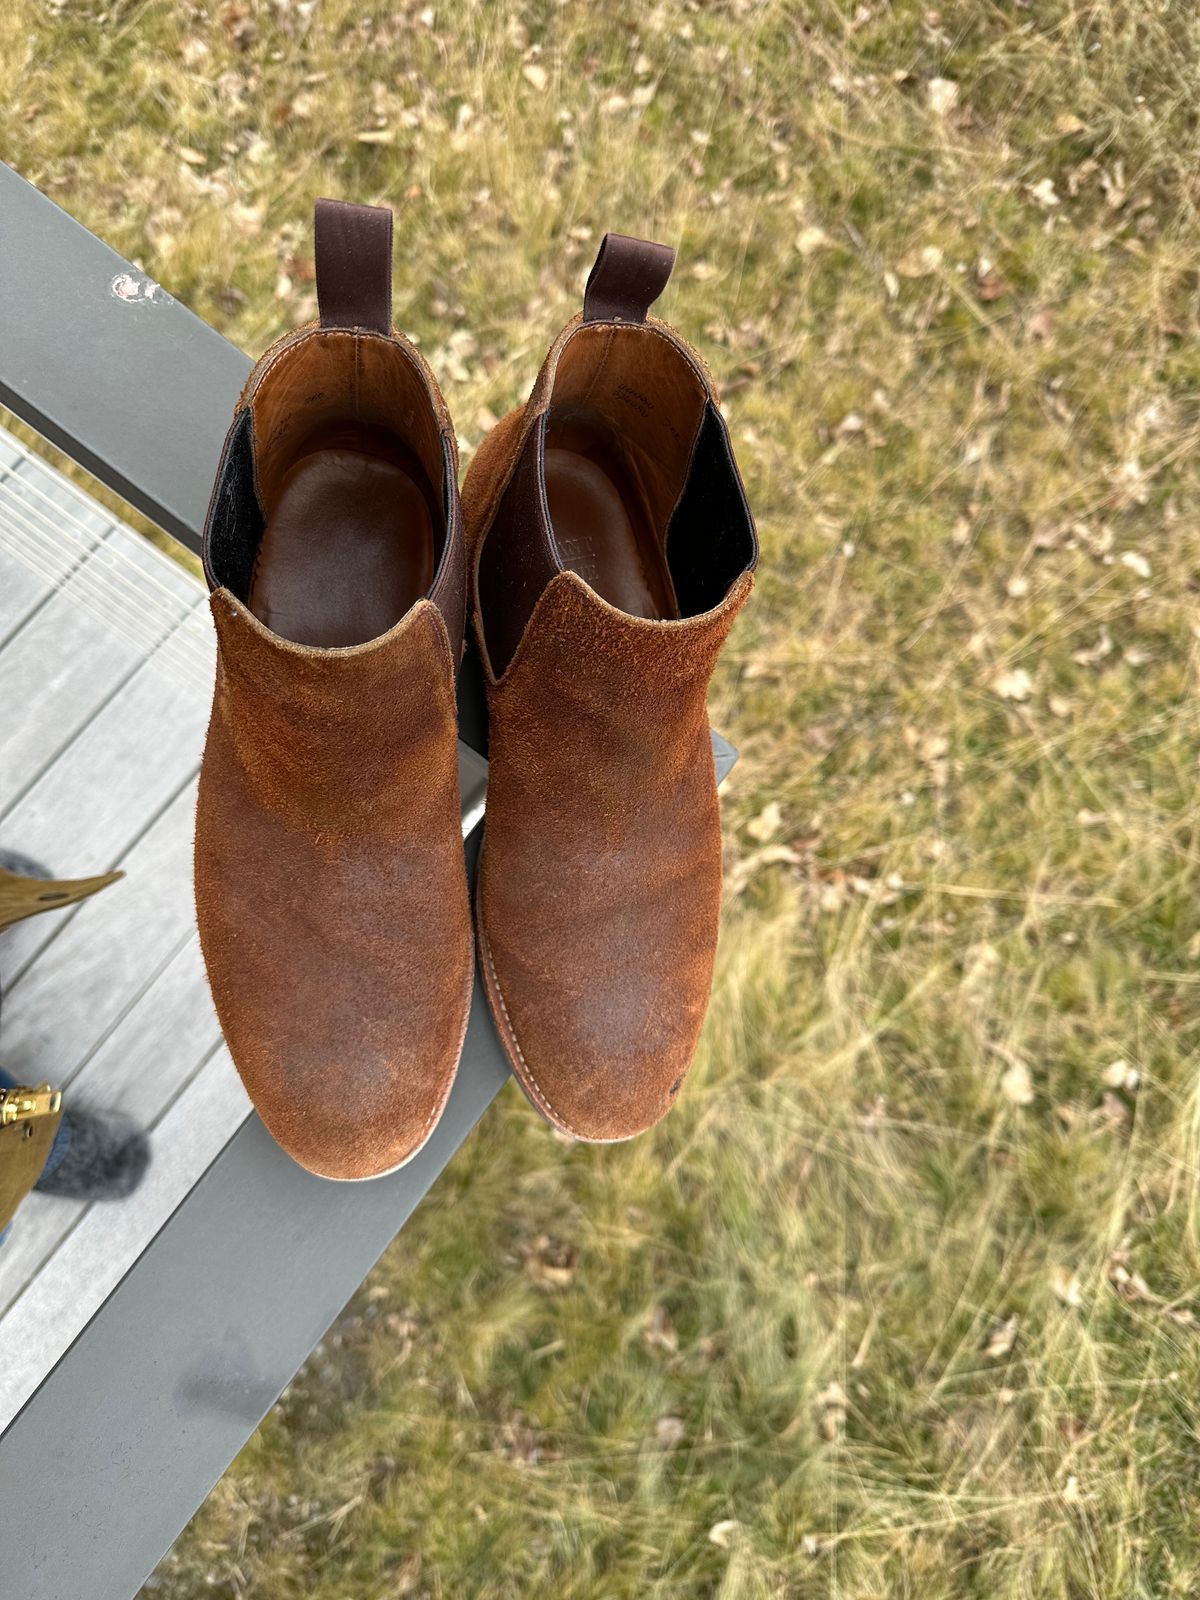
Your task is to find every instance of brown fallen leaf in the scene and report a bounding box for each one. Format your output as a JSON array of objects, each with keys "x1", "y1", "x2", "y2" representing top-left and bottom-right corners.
[
  {"x1": 816, "y1": 1381, "x2": 847, "y2": 1441},
  {"x1": 975, "y1": 257, "x2": 1009, "y2": 301},
  {"x1": 655, "y1": 1416, "x2": 686, "y2": 1449},
  {"x1": 984, "y1": 1314, "x2": 1019, "y2": 1359},
  {"x1": 1000, "y1": 1060, "x2": 1035, "y2": 1106},
  {"x1": 1099, "y1": 1091, "x2": 1129, "y2": 1130},
  {"x1": 1050, "y1": 1266, "x2": 1083, "y2": 1308},
  {"x1": 746, "y1": 801, "x2": 784, "y2": 843},
  {"x1": 895, "y1": 244, "x2": 944, "y2": 278},
  {"x1": 521, "y1": 1234, "x2": 577, "y2": 1288},
  {"x1": 796, "y1": 225, "x2": 831, "y2": 257},
  {"x1": 1072, "y1": 630, "x2": 1114, "y2": 667},
  {"x1": 927, "y1": 77, "x2": 959, "y2": 116},
  {"x1": 708, "y1": 1519, "x2": 739, "y2": 1548},
  {"x1": 1101, "y1": 1059, "x2": 1139, "y2": 1092},
  {"x1": 991, "y1": 667, "x2": 1034, "y2": 702},
  {"x1": 727, "y1": 845, "x2": 802, "y2": 898},
  {"x1": 643, "y1": 1305, "x2": 679, "y2": 1355},
  {"x1": 1108, "y1": 1259, "x2": 1198, "y2": 1328}
]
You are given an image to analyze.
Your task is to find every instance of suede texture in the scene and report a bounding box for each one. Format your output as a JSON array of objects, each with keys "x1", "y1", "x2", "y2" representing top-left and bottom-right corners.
[
  {"x1": 196, "y1": 292, "x2": 471, "y2": 1181},
  {"x1": 475, "y1": 571, "x2": 752, "y2": 1139},
  {"x1": 196, "y1": 595, "x2": 472, "y2": 1179},
  {"x1": 464, "y1": 301, "x2": 756, "y2": 1142}
]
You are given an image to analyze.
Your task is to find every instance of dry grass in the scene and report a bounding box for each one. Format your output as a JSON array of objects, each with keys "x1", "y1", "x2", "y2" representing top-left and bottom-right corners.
[{"x1": 5, "y1": 1, "x2": 1200, "y2": 1595}]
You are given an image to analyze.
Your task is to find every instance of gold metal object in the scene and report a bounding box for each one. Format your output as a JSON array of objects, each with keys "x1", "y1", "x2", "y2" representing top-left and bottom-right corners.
[
  {"x1": 0, "y1": 865, "x2": 123, "y2": 933},
  {"x1": 0, "y1": 1084, "x2": 62, "y2": 1124},
  {"x1": 0, "y1": 1083, "x2": 64, "y2": 1234}
]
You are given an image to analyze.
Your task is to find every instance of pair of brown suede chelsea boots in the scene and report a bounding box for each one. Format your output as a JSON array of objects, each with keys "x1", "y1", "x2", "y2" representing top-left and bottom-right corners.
[{"x1": 194, "y1": 200, "x2": 758, "y2": 1180}]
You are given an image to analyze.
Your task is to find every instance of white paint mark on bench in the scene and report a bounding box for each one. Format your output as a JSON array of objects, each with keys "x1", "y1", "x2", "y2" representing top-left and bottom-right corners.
[{"x1": 110, "y1": 271, "x2": 172, "y2": 307}]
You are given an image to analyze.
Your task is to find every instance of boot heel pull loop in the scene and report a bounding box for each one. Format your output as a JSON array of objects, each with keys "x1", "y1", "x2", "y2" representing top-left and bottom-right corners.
[
  {"x1": 314, "y1": 198, "x2": 393, "y2": 335},
  {"x1": 583, "y1": 232, "x2": 675, "y2": 324}
]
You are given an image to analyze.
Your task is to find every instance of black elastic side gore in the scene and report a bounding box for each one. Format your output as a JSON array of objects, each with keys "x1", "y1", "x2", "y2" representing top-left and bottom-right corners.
[
  {"x1": 436, "y1": 432, "x2": 455, "y2": 574},
  {"x1": 665, "y1": 401, "x2": 758, "y2": 617},
  {"x1": 427, "y1": 431, "x2": 466, "y2": 661},
  {"x1": 426, "y1": 431, "x2": 457, "y2": 595},
  {"x1": 202, "y1": 407, "x2": 264, "y2": 600}
]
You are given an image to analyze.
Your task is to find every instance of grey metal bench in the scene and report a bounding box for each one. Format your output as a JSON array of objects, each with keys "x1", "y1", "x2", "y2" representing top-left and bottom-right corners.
[{"x1": 0, "y1": 161, "x2": 736, "y2": 1600}]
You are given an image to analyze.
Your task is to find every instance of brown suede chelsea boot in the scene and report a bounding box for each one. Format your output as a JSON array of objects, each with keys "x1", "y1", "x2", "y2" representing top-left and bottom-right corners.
[
  {"x1": 195, "y1": 199, "x2": 472, "y2": 1180},
  {"x1": 463, "y1": 232, "x2": 758, "y2": 1142}
]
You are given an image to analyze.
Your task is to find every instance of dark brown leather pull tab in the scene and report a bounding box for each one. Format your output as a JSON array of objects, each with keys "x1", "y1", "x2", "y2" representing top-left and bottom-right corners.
[
  {"x1": 583, "y1": 232, "x2": 675, "y2": 324},
  {"x1": 314, "y1": 198, "x2": 393, "y2": 334}
]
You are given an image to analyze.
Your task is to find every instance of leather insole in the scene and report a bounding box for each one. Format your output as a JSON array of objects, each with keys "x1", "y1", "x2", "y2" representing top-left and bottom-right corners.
[
  {"x1": 250, "y1": 425, "x2": 437, "y2": 648},
  {"x1": 544, "y1": 413, "x2": 677, "y2": 620}
]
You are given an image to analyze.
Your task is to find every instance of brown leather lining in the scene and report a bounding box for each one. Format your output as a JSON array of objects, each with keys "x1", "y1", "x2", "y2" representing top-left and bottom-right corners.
[
  {"x1": 543, "y1": 418, "x2": 676, "y2": 619},
  {"x1": 475, "y1": 320, "x2": 712, "y2": 671},
  {"x1": 238, "y1": 328, "x2": 450, "y2": 648},
  {"x1": 248, "y1": 425, "x2": 437, "y2": 648},
  {"x1": 549, "y1": 324, "x2": 707, "y2": 537},
  {"x1": 247, "y1": 328, "x2": 443, "y2": 512},
  {"x1": 541, "y1": 323, "x2": 706, "y2": 619}
]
